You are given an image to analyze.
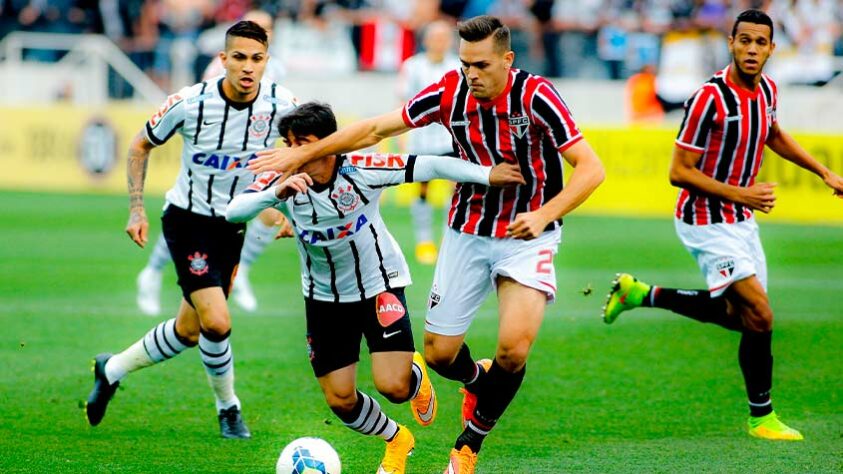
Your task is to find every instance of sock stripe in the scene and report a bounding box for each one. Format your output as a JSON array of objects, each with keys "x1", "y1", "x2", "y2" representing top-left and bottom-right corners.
[
  {"x1": 159, "y1": 324, "x2": 179, "y2": 355},
  {"x1": 204, "y1": 356, "x2": 233, "y2": 370},
  {"x1": 410, "y1": 363, "x2": 422, "y2": 399},
  {"x1": 151, "y1": 324, "x2": 173, "y2": 359},
  {"x1": 351, "y1": 396, "x2": 374, "y2": 430},
  {"x1": 467, "y1": 420, "x2": 490, "y2": 436},
  {"x1": 199, "y1": 346, "x2": 229, "y2": 358},
  {"x1": 748, "y1": 399, "x2": 772, "y2": 407}
]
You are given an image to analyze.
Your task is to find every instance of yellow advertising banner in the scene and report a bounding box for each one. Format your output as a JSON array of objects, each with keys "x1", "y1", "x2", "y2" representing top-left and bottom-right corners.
[{"x1": 0, "y1": 105, "x2": 840, "y2": 224}]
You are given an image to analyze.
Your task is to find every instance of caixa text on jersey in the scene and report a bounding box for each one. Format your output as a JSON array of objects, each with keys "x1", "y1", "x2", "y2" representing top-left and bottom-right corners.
[{"x1": 191, "y1": 153, "x2": 257, "y2": 170}]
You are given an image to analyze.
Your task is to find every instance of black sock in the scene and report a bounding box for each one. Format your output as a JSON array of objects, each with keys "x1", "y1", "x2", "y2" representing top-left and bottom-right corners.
[
  {"x1": 456, "y1": 360, "x2": 526, "y2": 453},
  {"x1": 644, "y1": 287, "x2": 742, "y2": 331},
  {"x1": 429, "y1": 343, "x2": 479, "y2": 385},
  {"x1": 739, "y1": 330, "x2": 774, "y2": 417}
]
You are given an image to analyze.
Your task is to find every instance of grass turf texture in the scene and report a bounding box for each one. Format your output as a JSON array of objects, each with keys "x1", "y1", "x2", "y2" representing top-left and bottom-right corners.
[{"x1": 0, "y1": 191, "x2": 840, "y2": 473}]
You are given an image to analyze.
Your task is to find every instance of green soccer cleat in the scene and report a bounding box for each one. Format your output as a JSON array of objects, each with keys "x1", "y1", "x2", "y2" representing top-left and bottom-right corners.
[
  {"x1": 748, "y1": 412, "x2": 803, "y2": 441},
  {"x1": 602, "y1": 273, "x2": 651, "y2": 324}
]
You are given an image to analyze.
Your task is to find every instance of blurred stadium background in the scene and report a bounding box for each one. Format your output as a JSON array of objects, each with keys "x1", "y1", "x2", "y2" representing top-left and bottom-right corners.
[{"x1": 1, "y1": 1, "x2": 841, "y2": 473}]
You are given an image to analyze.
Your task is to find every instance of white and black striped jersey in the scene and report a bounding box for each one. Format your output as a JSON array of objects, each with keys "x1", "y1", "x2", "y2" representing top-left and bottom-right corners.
[
  {"x1": 227, "y1": 153, "x2": 492, "y2": 303},
  {"x1": 145, "y1": 76, "x2": 297, "y2": 217},
  {"x1": 397, "y1": 53, "x2": 460, "y2": 155}
]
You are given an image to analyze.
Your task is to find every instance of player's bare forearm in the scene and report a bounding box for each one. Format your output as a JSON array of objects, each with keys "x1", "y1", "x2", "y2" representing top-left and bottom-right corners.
[
  {"x1": 670, "y1": 146, "x2": 743, "y2": 202},
  {"x1": 250, "y1": 108, "x2": 410, "y2": 174},
  {"x1": 125, "y1": 131, "x2": 155, "y2": 247},
  {"x1": 127, "y1": 132, "x2": 153, "y2": 212},
  {"x1": 766, "y1": 125, "x2": 830, "y2": 180},
  {"x1": 540, "y1": 144, "x2": 605, "y2": 221}
]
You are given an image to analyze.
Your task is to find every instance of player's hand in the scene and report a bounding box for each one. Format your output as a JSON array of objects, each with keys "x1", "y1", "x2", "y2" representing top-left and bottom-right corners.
[
  {"x1": 506, "y1": 210, "x2": 551, "y2": 240},
  {"x1": 823, "y1": 172, "x2": 843, "y2": 199},
  {"x1": 489, "y1": 161, "x2": 526, "y2": 187},
  {"x1": 275, "y1": 173, "x2": 314, "y2": 200},
  {"x1": 250, "y1": 147, "x2": 305, "y2": 175},
  {"x1": 274, "y1": 213, "x2": 294, "y2": 239},
  {"x1": 739, "y1": 182, "x2": 777, "y2": 213},
  {"x1": 126, "y1": 208, "x2": 149, "y2": 248}
]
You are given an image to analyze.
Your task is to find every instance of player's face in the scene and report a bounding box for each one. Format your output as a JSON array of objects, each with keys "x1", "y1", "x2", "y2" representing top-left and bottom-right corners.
[
  {"x1": 459, "y1": 36, "x2": 514, "y2": 100},
  {"x1": 729, "y1": 22, "x2": 775, "y2": 78},
  {"x1": 220, "y1": 36, "x2": 268, "y2": 99},
  {"x1": 283, "y1": 132, "x2": 325, "y2": 175}
]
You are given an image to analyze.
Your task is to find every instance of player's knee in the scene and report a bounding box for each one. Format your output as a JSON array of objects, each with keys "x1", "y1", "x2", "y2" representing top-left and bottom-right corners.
[
  {"x1": 424, "y1": 349, "x2": 456, "y2": 372},
  {"x1": 325, "y1": 389, "x2": 357, "y2": 414},
  {"x1": 496, "y1": 341, "x2": 531, "y2": 372},
  {"x1": 740, "y1": 298, "x2": 773, "y2": 332},
  {"x1": 377, "y1": 381, "x2": 410, "y2": 404},
  {"x1": 174, "y1": 321, "x2": 200, "y2": 345},
  {"x1": 199, "y1": 317, "x2": 231, "y2": 339}
]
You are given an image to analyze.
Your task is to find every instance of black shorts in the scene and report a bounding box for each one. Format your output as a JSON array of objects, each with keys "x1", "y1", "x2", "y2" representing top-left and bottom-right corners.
[
  {"x1": 161, "y1": 204, "x2": 246, "y2": 303},
  {"x1": 305, "y1": 288, "x2": 415, "y2": 377}
]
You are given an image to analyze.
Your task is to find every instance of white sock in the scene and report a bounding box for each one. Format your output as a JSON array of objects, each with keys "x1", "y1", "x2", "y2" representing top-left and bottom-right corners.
[
  {"x1": 199, "y1": 332, "x2": 239, "y2": 411},
  {"x1": 343, "y1": 391, "x2": 398, "y2": 441},
  {"x1": 147, "y1": 234, "x2": 172, "y2": 271},
  {"x1": 104, "y1": 319, "x2": 190, "y2": 384}
]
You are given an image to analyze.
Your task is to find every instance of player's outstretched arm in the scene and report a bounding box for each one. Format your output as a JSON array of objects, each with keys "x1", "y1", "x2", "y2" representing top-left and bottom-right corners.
[
  {"x1": 411, "y1": 156, "x2": 525, "y2": 187},
  {"x1": 670, "y1": 146, "x2": 778, "y2": 213},
  {"x1": 227, "y1": 173, "x2": 313, "y2": 223},
  {"x1": 125, "y1": 131, "x2": 156, "y2": 248},
  {"x1": 766, "y1": 123, "x2": 843, "y2": 198},
  {"x1": 507, "y1": 140, "x2": 605, "y2": 240},
  {"x1": 249, "y1": 108, "x2": 411, "y2": 175}
]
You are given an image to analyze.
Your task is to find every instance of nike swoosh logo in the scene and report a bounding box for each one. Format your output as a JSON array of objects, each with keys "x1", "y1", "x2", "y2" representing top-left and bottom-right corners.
[
  {"x1": 417, "y1": 394, "x2": 435, "y2": 423},
  {"x1": 383, "y1": 330, "x2": 401, "y2": 339},
  {"x1": 203, "y1": 120, "x2": 218, "y2": 126}
]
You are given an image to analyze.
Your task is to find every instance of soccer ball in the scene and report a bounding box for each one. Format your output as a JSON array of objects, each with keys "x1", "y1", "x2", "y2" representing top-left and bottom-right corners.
[{"x1": 276, "y1": 437, "x2": 342, "y2": 474}]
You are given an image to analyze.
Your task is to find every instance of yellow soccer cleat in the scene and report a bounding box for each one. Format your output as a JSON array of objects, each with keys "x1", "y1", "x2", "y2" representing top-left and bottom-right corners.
[
  {"x1": 602, "y1": 273, "x2": 650, "y2": 324},
  {"x1": 410, "y1": 352, "x2": 437, "y2": 426},
  {"x1": 443, "y1": 445, "x2": 478, "y2": 474},
  {"x1": 748, "y1": 412, "x2": 804, "y2": 441},
  {"x1": 378, "y1": 425, "x2": 415, "y2": 474},
  {"x1": 460, "y1": 358, "x2": 492, "y2": 429},
  {"x1": 415, "y1": 241, "x2": 438, "y2": 265}
]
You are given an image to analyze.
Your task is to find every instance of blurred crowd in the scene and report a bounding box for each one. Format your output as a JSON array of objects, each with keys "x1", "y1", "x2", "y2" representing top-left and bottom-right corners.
[{"x1": 1, "y1": 0, "x2": 841, "y2": 91}]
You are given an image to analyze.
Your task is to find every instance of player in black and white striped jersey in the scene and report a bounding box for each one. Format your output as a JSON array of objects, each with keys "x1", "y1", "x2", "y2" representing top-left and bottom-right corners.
[
  {"x1": 227, "y1": 102, "x2": 524, "y2": 473},
  {"x1": 85, "y1": 21, "x2": 297, "y2": 440},
  {"x1": 137, "y1": 9, "x2": 289, "y2": 315}
]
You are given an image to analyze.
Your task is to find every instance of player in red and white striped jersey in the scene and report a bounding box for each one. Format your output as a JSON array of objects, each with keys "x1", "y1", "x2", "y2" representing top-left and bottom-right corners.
[
  {"x1": 603, "y1": 10, "x2": 843, "y2": 442},
  {"x1": 250, "y1": 16, "x2": 605, "y2": 473}
]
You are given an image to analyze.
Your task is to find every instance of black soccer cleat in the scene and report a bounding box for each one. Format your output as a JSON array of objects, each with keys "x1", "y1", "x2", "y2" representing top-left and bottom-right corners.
[
  {"x1": 218, "y1": 406, "x2": 251, "y2": 439},
  {"x1": 86, "y1": 353, "x2": 119, "y2": 426}
]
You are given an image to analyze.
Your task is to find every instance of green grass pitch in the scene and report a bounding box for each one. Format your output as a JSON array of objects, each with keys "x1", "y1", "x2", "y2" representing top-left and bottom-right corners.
[{"x1": 0, "y1": 191, "x2": 840, "y2": 473}]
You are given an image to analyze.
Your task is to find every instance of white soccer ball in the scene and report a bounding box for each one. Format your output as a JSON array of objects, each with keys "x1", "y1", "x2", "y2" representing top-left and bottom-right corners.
[{"x1": 276, "y1": 437, "x2": 342, "y2": 474}]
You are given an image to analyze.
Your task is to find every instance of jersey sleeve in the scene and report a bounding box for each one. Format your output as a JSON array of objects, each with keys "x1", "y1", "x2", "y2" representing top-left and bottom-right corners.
[
  {"x1": 675, "y1": 87, "x2": 717, "y2": 153},
  {"x1": 530, "y1": 82, "x2": 583, "y2": 152},
  {"x1": 402, "y1": 76, "x2": 445, "y2": 129},
  {"x1": 349, "y1": 153, "x2": 490, "y2": 187},
  {"x1": 226, "y1": 187, "x2": 284, "y2": 223},
  {"x1": 145, "y1": 88, "x2": 189, "y2": 146},
  {"x1": 245, "y1": 171, "x2": 284, "y2": 193}
]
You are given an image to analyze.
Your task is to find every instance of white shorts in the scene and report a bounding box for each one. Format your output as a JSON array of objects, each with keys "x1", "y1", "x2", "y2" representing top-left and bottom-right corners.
[
  {"x1": 425, "y1": 227, "x2": 562, "y2": 336},
  {"x1": 674, "y1": 218, "x2": 767, "y2": 298}
]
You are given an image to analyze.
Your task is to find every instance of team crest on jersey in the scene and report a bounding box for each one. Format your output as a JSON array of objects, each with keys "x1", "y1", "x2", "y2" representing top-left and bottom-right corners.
[
  {"x1": 331, "y1": 184, "x2": 360, "y2": 212},
  {"x1": 188, "y1": 252, "x2": 209, "y2": 276},
  {"x1": 249, "y1": 114, "x2": 271, "y2": 138},
  {"x1": 714, "y1": 257, "x2": 736, "y2": 279},
  {"x1": 509, "y1": 114, "x2": 529, "y2": 138}
]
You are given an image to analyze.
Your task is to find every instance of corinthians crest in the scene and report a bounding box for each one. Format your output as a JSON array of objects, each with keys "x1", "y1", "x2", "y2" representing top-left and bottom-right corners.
[
  {"x1": 509, "y1": 114, "x2": 529, "y2": 138},
  {"x1": 249, "y1": 114, "x2": 271, "y2": 138},
  {"x1": 331, "y1": 184, "x2": 360, "y2": 213},
  {"x1": 188, "y1": 252, "x2": 209, "y2": 276}
]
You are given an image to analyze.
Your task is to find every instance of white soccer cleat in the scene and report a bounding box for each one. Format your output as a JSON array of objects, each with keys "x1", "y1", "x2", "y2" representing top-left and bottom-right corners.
[
  {"x1": 232, "y1": 265, "x2": 258, "y2": 313},
  {"x1": 136, "y1": 267, "x2": 162, "y2": 316}
]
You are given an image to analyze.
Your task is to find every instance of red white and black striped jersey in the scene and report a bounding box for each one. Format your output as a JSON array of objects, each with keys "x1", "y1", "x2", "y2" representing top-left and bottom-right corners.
[
  {"x1": 674, "y1": 65, "x2": 779, "y2": 225},
  {"x1": 402, "y1": 68, "x2": 583, "y2": 238}
]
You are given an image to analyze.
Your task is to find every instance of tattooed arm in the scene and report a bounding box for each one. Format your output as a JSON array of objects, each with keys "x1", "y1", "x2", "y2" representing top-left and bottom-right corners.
[{"x1": 125, "y1": 131, "x2": 157, "y2": 248}]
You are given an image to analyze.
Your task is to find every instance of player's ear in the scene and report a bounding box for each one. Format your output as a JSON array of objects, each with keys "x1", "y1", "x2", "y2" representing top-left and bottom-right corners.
[
  {"x1": 219, "y1": 51, "x2": 227, "y2": 64},
  {"x1": 504, "y1": 50, "x2": 514, "y2": 69}
]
